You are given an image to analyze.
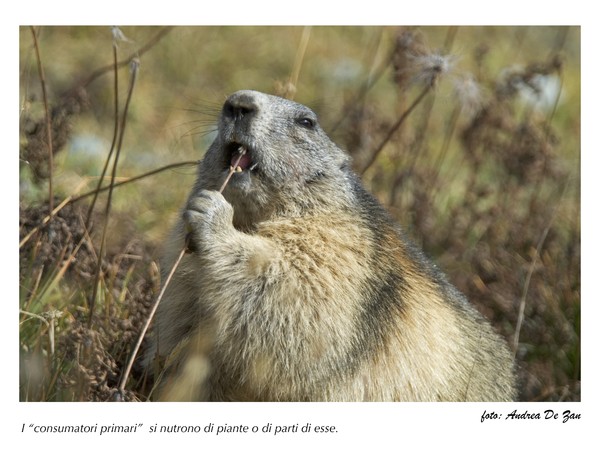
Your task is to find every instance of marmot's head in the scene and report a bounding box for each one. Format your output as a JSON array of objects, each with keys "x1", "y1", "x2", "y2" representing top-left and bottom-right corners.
[{"x1": 197, "y1": 90, "x2": 352, "y2": 229}]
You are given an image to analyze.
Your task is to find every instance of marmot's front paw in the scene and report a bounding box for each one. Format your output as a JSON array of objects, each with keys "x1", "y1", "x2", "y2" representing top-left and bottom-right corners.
[{"x1": 183, "y1": 190, "x2": 234, "y2": 252}]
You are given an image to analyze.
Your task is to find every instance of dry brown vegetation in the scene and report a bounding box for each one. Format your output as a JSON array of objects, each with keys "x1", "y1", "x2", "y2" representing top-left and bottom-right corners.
[{"x1": 19, "y1": 26, "x2": 580, "y2": 401}]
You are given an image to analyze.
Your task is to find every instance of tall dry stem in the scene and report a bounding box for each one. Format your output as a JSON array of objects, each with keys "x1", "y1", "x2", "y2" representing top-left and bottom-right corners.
[
  {"x1": 86, "y1": 43, "x2": 120, "y2": 228},
  {"x1": 30, "y1": 26, "x2": 54, "y2": 213},
  {"x1": 284, "y1": 26, "x2": 312, "y2": 100},
  {"x1": 117, "y1": 148, "x2": 248, "y2": 397},
  {"x1": 360, "y1": 83, "x2": 432, "y2": 175},
  {"x1": 88, "y1": 57, "x2": 140, "y2": 327}
]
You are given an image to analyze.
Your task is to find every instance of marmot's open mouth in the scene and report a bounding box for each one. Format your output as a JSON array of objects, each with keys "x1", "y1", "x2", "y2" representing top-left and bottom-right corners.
[{"x1": 225, "y1": 142, "x2": 258, "y2": 173}]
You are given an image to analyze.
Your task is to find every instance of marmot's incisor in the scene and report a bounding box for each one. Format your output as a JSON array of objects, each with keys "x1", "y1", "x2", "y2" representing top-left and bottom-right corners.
[{"x1": 144, "y1": 90, "x2": 517, "y2": 401}]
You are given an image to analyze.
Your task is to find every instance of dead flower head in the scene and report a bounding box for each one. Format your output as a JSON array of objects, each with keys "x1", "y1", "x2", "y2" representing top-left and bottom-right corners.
[
  {"x1": 453, "y1": 73, "x2": 486, "y2": 118},
  {"x1": 392, "y1": 29, "x2": 455, "y2": 89},
  {"x1": 410, "y1": 52, "x2": 455, "y2": 87}
]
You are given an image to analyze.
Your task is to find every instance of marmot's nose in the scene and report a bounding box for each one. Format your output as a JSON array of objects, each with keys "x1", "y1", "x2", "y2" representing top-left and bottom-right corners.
[{"x1": 223, "y1": 91, "x2": 259, "y2": 123}]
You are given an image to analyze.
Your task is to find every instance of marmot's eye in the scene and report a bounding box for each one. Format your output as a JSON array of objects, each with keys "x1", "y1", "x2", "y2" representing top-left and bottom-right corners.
[{"x1": 296, "y1": 117, "x2": 316, "y2": 129}]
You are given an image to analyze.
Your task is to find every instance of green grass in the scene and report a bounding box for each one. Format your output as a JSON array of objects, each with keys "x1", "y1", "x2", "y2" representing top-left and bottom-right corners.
[{"x1": 19, "y1": 26, "x2": 580, "y2": 401}]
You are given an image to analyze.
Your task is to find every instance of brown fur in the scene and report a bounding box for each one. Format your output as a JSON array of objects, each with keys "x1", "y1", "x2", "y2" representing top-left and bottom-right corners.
[{"x1": 144, "y1": 90, "x2": 517, "y2": 401}]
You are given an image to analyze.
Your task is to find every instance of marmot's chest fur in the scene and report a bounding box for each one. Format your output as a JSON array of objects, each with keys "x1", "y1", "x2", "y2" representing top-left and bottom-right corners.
[{"x1": 144, "y1": 90, "x2": 517, "y2": 402}]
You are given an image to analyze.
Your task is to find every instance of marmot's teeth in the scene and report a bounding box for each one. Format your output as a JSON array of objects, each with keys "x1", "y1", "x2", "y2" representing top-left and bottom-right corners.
[{"x1": 235, "y1": 166, "x2": 243, "y2": 173}]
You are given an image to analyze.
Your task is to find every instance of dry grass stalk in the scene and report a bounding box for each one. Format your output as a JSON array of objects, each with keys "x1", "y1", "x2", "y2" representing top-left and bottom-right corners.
[
  {"x1": 86, "y1": 43, "x2": 120, "y2": 228},
  {"x1": 117, "y1": 147, "x2": 248, "y2": 397},
  {"x1": 19, "y1": 196, "x2": 72, "y2": 249},
  {"x1": 359, "y1": 83, "x2": 432, "y2": 175},
  {"x1": 29, "y1": 26, "x2": 54, "y2": 213},
  {"x1": 72, "y1": 161, "x2": 199, "y2": 204},
  {"x1": 277, "y1": 26, "x2": 312, "y2": 100},
  {"x1": 88, "y1": 57, "x2": 140, "y2": 327}
]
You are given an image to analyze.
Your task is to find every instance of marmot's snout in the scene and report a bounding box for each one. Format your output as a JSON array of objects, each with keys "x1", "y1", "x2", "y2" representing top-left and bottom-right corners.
[
  {"x1": 220, "y1": 91, "x2": 264, "y2": 174},
  {"x1": 223, "y1": 91, "x2": 259, "y2": 124}
]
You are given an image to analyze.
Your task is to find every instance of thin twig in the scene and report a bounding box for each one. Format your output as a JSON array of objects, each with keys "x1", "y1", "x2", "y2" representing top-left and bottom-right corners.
[
  {"x1": 117, "y1": 237, "x2": 185, "y2": 397},
  {"x1": 330, "y1": 32, "x2": 392, "y2": 133},
  {"x1": 72, "y1": 161, "x2": 199, "y2": 204},
  {"x1": 117, "y1": 147, "x2": 247, "y2": 397},
  {"x1": 218, "y1": 148, "x2": 247, "y2": 193},
  {"x1": 20, "y1": 161, "x2": 199, "y2": 249},
  {"x1": 19, "y1": 310, "x2": 54, "y2": 357},
  {"x1": 88, "y1": 58, "x2": 139, "y2": 327},
  {"x1": 19, "y1": 196, "x2": 72, "y2": 249},
  {"x1": 63, "y1": 27, "x2": 172, "y2": 98},
  {"x1": 512, "y1": 224, "x2": 551, "y2": 358},
  {"x1": 359, "y1": 83, "x2": 432, "y2": 176},
  {"x1": 429, "y1": 104, "x2": 461, "y2": 201},
  {"x1": 512, "y1": 182, "x2": 568, "y2": 357},
  {"x1": 86, "y1": 43, "x2": 120, "y2": 228},
  {"x1": 285, "y1": 26, "x2": 311, "y2": 100},
  {"x1": 30, "y1": 26, "x2": 54, "y2": 213},
  {"x1": 19, "y1": 309, "x2": 49, "y2": 327}
]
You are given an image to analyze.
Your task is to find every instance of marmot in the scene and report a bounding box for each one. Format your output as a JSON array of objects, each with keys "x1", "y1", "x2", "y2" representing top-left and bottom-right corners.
[{"x1": 144, "y1": 90, "x2": 517, "y2": 401}]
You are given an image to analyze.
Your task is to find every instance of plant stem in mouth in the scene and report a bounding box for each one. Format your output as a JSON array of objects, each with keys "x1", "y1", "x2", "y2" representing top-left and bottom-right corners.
[
  {"x1": 118, "y1": 147, "x2": 248, "y2": 397},
  {"x1": 219, "y1": 146, "x2": 247, "y2": 194}
]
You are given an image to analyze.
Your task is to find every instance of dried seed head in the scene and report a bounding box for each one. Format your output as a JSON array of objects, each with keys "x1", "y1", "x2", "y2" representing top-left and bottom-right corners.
[
  {"x1": 392, "y1": 29, "x2": 455, "y2": 89},
  {"x1": 392, "y1": 29, "x2": 428, "y2": 89},
  {"x1": 453, "y1": 73, "x2": 486, "y2": 118},
  {"x1": 111, "y1": 27, "x2": 133, "y2": 46},
  {"x1": 411, "y1": 53, "x2": 455, "y2": 87}
]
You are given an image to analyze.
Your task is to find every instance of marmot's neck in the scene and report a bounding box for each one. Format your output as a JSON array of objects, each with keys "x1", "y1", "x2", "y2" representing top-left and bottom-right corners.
[{"x1": 229, "y1": 174, "x2": 359, "y2": 230}]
